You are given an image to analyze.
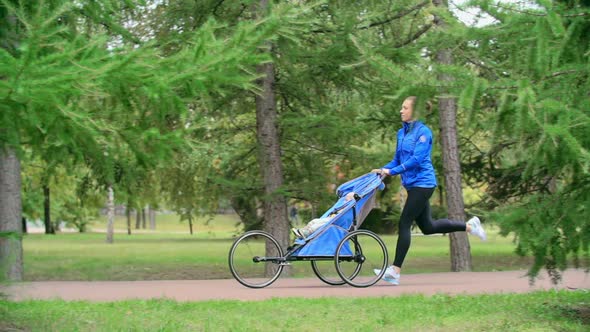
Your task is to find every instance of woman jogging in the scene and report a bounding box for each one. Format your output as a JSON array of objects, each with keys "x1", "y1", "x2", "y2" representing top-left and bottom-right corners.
[{"x1": 371, "y1": 96, "x2": 486, "y2": 285}]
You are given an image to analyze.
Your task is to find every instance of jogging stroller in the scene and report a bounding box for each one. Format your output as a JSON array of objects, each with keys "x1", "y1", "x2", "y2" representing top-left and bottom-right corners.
[{"x1": 228, "y1": 173, "x2": 389, "y2": 288}]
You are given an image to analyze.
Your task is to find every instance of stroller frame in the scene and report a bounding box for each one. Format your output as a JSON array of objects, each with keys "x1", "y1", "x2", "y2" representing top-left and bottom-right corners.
[{"x1": 228, "y1": 173, "x2": 389, "y2": 288}]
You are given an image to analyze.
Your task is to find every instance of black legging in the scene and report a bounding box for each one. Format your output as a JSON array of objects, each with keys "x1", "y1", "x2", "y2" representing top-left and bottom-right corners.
[{"x1": 393, "y1": 187, "x2": 467, "y2": 268}]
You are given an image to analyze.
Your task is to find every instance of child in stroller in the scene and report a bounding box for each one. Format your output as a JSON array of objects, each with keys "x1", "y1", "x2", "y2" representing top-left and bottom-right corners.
[{"x1": 291, "y1": 192, "x2": 357, "y2": 238}]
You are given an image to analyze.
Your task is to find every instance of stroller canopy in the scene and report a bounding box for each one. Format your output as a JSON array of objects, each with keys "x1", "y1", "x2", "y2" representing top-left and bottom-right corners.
[{"x1": 293, "y1": 173, "x2": 385, "y2": 257}]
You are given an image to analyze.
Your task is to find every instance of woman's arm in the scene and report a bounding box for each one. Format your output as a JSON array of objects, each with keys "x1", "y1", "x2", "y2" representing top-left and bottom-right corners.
[
  {"x1": 382, "y1": 149, "x2": 400, "y2": 170},
  {"x1": 386, "y1": 127, "x2": 432, "y2": 176},
  {"x1": 381, "y1": 133, "x2": 402, "y2": 170}
]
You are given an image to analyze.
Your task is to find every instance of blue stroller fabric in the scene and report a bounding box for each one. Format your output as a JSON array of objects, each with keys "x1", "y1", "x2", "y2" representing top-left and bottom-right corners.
[{"x1": 292, "y1": 173, "x2": 385, "y2": 257}]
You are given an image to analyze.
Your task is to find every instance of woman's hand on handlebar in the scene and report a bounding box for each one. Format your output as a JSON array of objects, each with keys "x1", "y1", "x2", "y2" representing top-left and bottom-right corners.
[
  {"x1": 344, "y1": 192, "x2": 356, "y2": 201},
  {"x1": 371, "y1": 168, "x2": 390, "y2": 176}
]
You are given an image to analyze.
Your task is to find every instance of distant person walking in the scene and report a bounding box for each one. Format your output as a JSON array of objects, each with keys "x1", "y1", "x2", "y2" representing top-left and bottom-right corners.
[
  {"x1": 289, "y1": 206, "x2": 299, "y2": 224},
  {"x1": 371, "y1": 96, "x2": 487, "y2": 285}
]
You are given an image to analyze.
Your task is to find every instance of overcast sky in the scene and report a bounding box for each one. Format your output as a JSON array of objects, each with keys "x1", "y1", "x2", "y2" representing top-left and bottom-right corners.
[
  {"x1": 451, "y1": 0, "x2": 541, "y2": 27},
  {"x1": 451, "y1": 0, "x2": 497, "y2": 27}
]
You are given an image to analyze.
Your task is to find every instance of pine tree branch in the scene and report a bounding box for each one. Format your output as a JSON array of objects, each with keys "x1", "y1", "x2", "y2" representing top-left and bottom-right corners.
[
  {"x1": 362, "y1": 115, "x2": 400, "y2": 125},
  {"x1": 460, "y1": 134, "x2": 485, "y2": 155},
  {"x1": 465, "y1": 57, "x2": 495, "y2": 73},
  {"x1": 564, "y1": 12, "x2": 590, "y2": 17},
  {"x1": 311, "y1": 0, "x2": 430, "y2": 33},
  {"x1": 394, "y1": 23, "x2": 433, "y2": 48},
  {"x1": 544, "y1": 69, "x2": 580, "y2": 79},
  {"x1": 285, "y1": 194, "x2": 312, "y2": 201},
  {"x1": 227, "y1": 146, "x2": 257, "y2": 175},
  {"x1": 279, "y1": 89, "x2": 298, "y2": 113},
  {"x1": 236, "y1": 3, "x2": 248, "y2": 19},
  {"x1": 212, "y1": 0, "x2": 225, "y2": 17},
  {"x1": 405, "y1": 6, "x2": 421, "y2": 43},
  {"x1": 489, "y1": 69, "x2": 583, "y2": 90},
  {"x1": 490, "y1": 3, "x2": 546, "y2": 17},
  {"x1": 284, "y1": 137, "x2": 348, "y2": 157},
  {"x1": 275, "y1": 82, "x2": 314, "y2": 110},
  {"x1": 77, "y1": 8, "x2": 142, "y2": 45},
  {"x1": 489, "y1": 3, "x2": 589, "y2": 18},
  {"x1": 358, "y1": 0, "x2": 430, "y2": 30}
]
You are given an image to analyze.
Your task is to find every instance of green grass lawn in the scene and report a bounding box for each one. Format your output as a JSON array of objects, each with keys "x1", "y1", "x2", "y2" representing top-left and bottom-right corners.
[
  {"x1": 22, "y1": 216, "x2": 532, "y2": 281},
  {"x1": 1, "y1": 291, "x2": 588, "y2": 331},
  {"x1": 88, "y1": 213, "x2": 241, "y2": 236}
]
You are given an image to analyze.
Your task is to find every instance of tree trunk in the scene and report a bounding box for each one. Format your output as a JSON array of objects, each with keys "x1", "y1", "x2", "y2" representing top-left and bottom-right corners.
[
  {"x1": 141, "y1": 206, "x2": 146, "y2": 229},
  {"x1": 254, "y1": 0, "x2": 290, "y2": 277},
  {"x1": 126, "y1": 204, "x2": 132, "y2": 235},
  {"x1": 433, "y1": 0, "x2": 472, "y2": 272},
  {"x1": 438, "y1": 184, "x2": 445, "y2": 236},
  {"x1": 0, "y1": 147, "x2": 24, "y2": 281},
  {"x1": 188, "y1": 214, "x2": 194, "y2": 235},
  {"x1": 43, "y1": 184, "x2": 54, "y2": 234},
  {"x1": 22, "y1": 217, "x2": 27, "y2": 234},
  {"x1": 135, "y1": 209, "x2": 141, "y2": 229},
  {"x1": 149, "y1": 208, "x2": 156, "y2": 230},
  {"x1": 105, "y1": 185, "x2": 115, "y2": 243}
]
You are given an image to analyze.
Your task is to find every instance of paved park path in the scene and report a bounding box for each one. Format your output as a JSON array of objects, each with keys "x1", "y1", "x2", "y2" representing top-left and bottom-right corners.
[{"x1": 3, "y1": 269, "x2": 588, "y2": 302}]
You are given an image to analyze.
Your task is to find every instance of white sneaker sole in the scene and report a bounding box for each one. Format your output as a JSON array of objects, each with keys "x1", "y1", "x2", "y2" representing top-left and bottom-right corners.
[{"x1": 373, "y1": 268, "x2": 400, "y2": 285}]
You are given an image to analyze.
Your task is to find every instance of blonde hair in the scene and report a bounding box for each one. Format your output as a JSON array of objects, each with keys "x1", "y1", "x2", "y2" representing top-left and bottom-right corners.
[{"x1": 405, "y1": 96, "x2": 417, "y2": 111}]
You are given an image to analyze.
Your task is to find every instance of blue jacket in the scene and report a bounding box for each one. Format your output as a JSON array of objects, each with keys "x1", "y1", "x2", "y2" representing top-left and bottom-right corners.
[{"x1": 382, "y1": 121, "x2": 437, "y2": 188}]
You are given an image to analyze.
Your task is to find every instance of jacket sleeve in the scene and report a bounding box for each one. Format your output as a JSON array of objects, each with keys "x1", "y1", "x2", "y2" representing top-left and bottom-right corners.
[
  {"x1": 382, "y1": 131, "x2": 402, "y2": 169},
  {"x1": 388, "y1": 127, "x2": 432, "y2": 176},
  {"x1": 382, "y1": 145, "x2": 400, "y2": 170}
]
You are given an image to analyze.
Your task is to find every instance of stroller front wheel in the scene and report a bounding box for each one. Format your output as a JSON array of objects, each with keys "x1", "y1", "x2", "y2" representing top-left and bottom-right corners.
[{"x1": 334, "y1": 230, "x2": 388, "y2": 288}]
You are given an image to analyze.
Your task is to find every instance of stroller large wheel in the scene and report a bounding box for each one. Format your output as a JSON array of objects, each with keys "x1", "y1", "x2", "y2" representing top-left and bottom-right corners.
[
  {"x1": 334, "y1": 230, "x2": 388, "y2": 288},
  {"x1": 311, "y1": 259, "x2": 361, "y2": 286},
  {"x1": 228, "y1": 230, "x2": 284, "y2": 288}
]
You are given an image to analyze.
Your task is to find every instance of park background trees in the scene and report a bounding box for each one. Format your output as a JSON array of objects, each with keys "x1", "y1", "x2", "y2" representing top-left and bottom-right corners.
[
  {"x1": 0, "y1": 0, "x2": 312, "y2": 279},
  {"x1": 1, "y1": 0, "x2": 588, "y2": 282}
]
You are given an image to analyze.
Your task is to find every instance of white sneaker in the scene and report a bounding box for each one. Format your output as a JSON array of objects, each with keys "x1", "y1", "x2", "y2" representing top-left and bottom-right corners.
[
  {"x1": 291, "y1": 227, "x2": 311, "y2": 239},
  {"x1": 467, "y1": 216, "x2": 486, "y2": 241},
  {"x1": 373, "y1": 266, "x2": 400, "y2": 285},
  {"x1": 291, "y1": 228, "x2": 303, "y2": 238}
]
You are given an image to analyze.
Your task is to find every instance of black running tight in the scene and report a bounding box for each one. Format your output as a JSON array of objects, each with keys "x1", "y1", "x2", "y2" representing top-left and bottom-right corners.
[{"x1": 393, "y1": 187, "x2": 467, "y2": 268}]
